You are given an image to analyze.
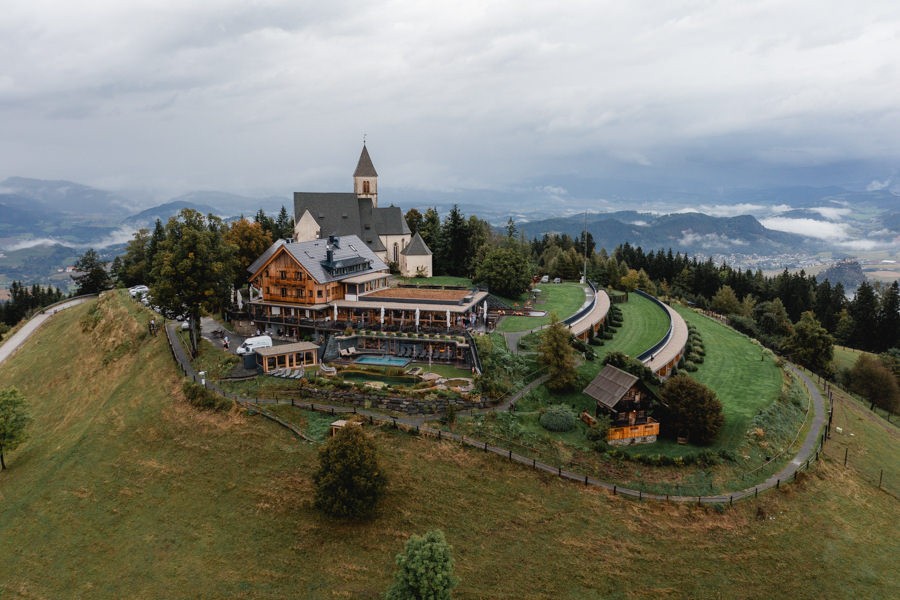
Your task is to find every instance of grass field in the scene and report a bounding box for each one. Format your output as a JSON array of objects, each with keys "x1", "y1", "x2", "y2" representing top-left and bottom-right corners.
[
  {"x1": 831, "y1": 344, "x2": 874, "y2": 373},
  {"x1": 672, "y1": 306, "x2": 783, "y2": 452},
  {"x1": 496, "y1": 283, "x2": 588, "y2": 333},
  {"x1": 597, "y1": 293, "x2": 671, "y2": 359},
  {"x1": 0, "y1": 293, "x2": 897, "y2": 598}
]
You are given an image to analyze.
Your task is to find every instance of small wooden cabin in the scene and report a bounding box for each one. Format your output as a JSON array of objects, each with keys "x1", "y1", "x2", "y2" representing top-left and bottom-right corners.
[
  {"x1": 583, "y1": 364, "x2": 659, "y2": 445},
  {"x1": 255, "y1": 341, "x2": 319, "y2": 374}
]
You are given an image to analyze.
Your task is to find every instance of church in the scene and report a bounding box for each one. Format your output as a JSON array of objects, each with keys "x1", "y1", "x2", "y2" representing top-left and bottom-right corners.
[{"x1": 292, "y1": 145, "x2": 432, "y2": 278}]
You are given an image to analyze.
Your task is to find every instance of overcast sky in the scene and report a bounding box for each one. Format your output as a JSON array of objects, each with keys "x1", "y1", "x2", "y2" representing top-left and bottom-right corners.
[{"x1": 2, "y1": 0, "x2": 899, "y2": 199}]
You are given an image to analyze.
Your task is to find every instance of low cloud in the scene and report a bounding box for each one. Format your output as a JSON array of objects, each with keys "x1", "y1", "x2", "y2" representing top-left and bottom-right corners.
[
  {"x1": 866, "y1": 177, "x2": 892, "y2": 191},
  {"x1": 809, "y1": 206, "x2": 852, "y2": 220},
  {"x1": 759, "y1": 217, "x2": 852, "y2": 240},
  {"x1": 677, "y1": 231, "x2": 748, "y2": 249},
  {"x1": 2, "y1": 226, "x2": 135, "y2": 251}
]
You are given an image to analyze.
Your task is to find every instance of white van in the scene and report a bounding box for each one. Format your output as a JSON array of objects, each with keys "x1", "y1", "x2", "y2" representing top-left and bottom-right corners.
[{"x1": 236, "y1": 335, "x2": 273, "y2": 355}]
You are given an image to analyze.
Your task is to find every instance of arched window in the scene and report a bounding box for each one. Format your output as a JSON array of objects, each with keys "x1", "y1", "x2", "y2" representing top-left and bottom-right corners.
[
  {"x1": 363, "y1": 180, "x2": 370, "y2": 194},
  {"x1": 393, "y1": 242, "x2": 399, "y2": 264}
]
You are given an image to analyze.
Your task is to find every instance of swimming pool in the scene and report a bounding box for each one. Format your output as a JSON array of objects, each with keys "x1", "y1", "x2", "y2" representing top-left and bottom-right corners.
[{"x1": 353, "y1": 355, "x2": 411, "y2": 368}]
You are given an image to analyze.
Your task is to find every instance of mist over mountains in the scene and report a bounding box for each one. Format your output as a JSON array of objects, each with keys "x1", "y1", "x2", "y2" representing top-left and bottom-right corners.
[{"x1": 1, "y1": 175, "x2": 897, "y2": 289}]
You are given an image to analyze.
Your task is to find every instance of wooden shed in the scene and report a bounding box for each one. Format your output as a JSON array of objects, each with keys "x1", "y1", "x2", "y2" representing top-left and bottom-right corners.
[{"x1": 583, "y1": 364, "x2": 659, "y2": 445}]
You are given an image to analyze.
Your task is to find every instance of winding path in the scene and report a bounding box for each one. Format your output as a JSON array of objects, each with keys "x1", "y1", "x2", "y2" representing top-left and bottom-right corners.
[
  {"x1": 0, "y1": 297, "x2": 95, "y2": 367},
  {"x1": 2, "y1": 295, "x2": 827, "y2": 504}
]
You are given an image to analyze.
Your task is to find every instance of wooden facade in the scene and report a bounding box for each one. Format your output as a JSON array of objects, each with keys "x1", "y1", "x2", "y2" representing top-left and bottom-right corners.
[{"x1": 252, "y1": 250, "x2": 346, "y2": 307}]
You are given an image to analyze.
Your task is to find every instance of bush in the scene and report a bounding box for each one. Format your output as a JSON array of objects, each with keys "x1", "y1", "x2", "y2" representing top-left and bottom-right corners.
[
  {"x1": 313, "y1": 423, "x2": 386, "y2": 519},
  {"x1": 539, "y1": 404, "x2": 577, "y2": 432},
  {"x1": 683, "y1": 361, "x2": 698, "y2": 372},
  {"x1": 386, "y1": 529, "x2": 458, "y2": 600},
  {"x1": 182, "y1": 381, "x2": 232, "y2": 412}
]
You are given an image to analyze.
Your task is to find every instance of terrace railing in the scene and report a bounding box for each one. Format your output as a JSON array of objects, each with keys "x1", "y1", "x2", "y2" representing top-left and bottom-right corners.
[{"x1": 635, "y1": 289, "x2": 674, "y2": 363}]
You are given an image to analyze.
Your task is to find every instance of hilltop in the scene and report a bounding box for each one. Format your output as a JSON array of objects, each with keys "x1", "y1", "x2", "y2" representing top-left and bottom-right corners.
[{"x1": 0, "y1": 291, "x2": 897, "y2": 598}]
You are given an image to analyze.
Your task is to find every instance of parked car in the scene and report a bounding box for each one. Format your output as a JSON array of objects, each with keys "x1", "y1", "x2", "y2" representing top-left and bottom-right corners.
[{"x1": 129, "y1": 285, "x2": 149, "y2": 298}]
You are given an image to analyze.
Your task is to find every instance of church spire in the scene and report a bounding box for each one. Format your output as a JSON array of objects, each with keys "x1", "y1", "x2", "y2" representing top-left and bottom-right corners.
[{"x1": 353, "y1": 143, "x2": 378, "y2": 206}]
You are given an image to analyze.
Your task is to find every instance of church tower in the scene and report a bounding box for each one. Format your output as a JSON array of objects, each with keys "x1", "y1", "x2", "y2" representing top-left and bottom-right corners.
[{"x1": 353, "y1": 144, "x2": 378, "y2": 207}]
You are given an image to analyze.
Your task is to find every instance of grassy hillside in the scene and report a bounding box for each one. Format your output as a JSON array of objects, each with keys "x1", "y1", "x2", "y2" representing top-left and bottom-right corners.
[{"x1": 0, "y1": 292, "x2": 897, "y2": 598}]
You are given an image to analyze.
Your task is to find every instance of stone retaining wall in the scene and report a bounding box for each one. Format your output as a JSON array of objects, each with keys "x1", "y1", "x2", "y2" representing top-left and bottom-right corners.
[{"x1": 297, "y1": 385, "x2": 490, "y2": 415}]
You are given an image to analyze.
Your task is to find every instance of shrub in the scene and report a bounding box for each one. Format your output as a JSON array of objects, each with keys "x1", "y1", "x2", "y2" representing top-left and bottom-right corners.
[
  {"x1": 386, "y1": 529, "x2": 458, "y2": 600},
  {"x1": 313, "y1": 423, "x2": 386, "y2": 519},
  {"x1": 683, "y1": 361, "x2": 698, "y2": 372},
  {"x1": 182, "y1": 381, "x2": 232, "y2": 412},
  {"x1": 539, "y1": 404, "x2": 577, "y2": 432}
]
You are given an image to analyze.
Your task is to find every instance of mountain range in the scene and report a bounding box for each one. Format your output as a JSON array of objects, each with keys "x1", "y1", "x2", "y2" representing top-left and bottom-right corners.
[{"x1": 1, "y1": 176, "x2": 897, "y2": 289}]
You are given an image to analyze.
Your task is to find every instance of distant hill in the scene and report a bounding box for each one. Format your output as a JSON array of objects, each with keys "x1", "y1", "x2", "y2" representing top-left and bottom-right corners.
[
  {"x1": 517, "y1": 211, "x2": 815, "y2": 256},
  {"x1": 818, "y1": 259, "x2": 867, "y2": 291},
  {"x1": 124, "y1": 200, "x2": 221, "y2": 228},
  {"x1": 0, "y1": 176, "x2": 135, "y2": 219}
]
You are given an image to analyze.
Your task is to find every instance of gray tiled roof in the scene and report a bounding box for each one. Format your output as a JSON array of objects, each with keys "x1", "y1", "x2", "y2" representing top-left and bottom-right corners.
[
  {"x1": 249, "y1": 234, "x2": 388, "y2": 284},
  {"x1": 247, "y1": 238, "x2": 287, "y2": 275},
  {"x1": 401, "y1": 231, "x2": 432, "y2": 256},
  {"x1": 354, "y1": 145, "x2": 378, "y2": 177},
  {"x1": 293, "y1": 193, "x2": 408, "y2": 254},
  {"x1": 582, "y1": 364, "x2": 639, "y2": 410}
]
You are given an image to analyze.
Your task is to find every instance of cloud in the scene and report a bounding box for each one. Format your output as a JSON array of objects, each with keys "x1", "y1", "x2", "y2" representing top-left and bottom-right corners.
[
  {"x1": 678, "y1": 231, "x2": 748, "y2": 248},
  {"x1": 1, "y1": 1, "x2": 899, "y2": 194},
  {"x1": 809, "y1": 206, "x2": 852, "y2": 220},
  {"x1": 2, "y1": 227, "x2": 136, "y2": 251},
  {"x1": 760, "y1": 217, "x2": 852, "y2": 240},
  {"x1": 866, "y1": 177, "x2": 892, "y2": 191}
]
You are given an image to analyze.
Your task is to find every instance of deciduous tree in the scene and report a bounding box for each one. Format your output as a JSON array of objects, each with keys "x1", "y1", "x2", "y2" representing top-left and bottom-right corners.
[
  {"x1": 660, "y1": 375, "x2": 724, "y2": 445},
  {"x1": 150, "y1": 209, "x2": 237, "y2": 356},
  {"x1": 474, "y1": 244, "x2": 533, "y2": 299},
  {"x1": 784, "y1": 311, "x2": 834, "y2": 375},
  {"x1": 847, "y1": 354, "x2": 900, "y2": 413}
]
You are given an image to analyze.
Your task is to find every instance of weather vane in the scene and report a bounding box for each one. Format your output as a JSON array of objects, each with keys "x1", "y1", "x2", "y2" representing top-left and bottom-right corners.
[{"x1": 363, "y1": 132, "x2": 367, "y2": 145}]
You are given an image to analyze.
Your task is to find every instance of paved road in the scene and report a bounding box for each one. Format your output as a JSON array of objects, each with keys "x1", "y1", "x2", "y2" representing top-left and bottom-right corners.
[{"x1": 0, "y1": 297, "x2": 94, "y2": 367}]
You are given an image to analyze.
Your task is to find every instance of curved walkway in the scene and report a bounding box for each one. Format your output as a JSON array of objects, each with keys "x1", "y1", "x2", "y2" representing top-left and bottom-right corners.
[
  {"x1": 165, "y1": 317, "x2": 828, "y2": 503},
  {"x1": 3, "y1": 294, "x2": 828, "y2": 504}
]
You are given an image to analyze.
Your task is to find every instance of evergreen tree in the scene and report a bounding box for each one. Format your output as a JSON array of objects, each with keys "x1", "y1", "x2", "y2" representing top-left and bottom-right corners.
[
  {"x1": 849, "y1": 282, "x2": 879, "y2": 350},
  {"x1": 273, "y1": 205, "x2": 294, "y2": 240},
  {"x1": 313, "y1": 423, "x2": 386, "y2": 519},
  {"x1": 386, "y1": 529, "x2": 458, "y2": 600},
  {"x1": 72, "y1": 248, "x2": 111, "y2": 295},
  {"x1": 436, "y1": 205, "x2": 469, "y2": 276},
  {"x1": 876, "y1": 281, "x2": 900, "y2": 352},
  {"x1": 419, "y1": 207, "x2": 441, "y2": 259},
  {"x1": 539, "y1": 313, "x2": 578, "y2": 392}
]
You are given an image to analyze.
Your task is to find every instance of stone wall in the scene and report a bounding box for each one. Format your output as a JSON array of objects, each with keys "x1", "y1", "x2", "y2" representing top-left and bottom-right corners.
[{"x1": 297, "y1": 385, "x2": 489, "y2": 415}]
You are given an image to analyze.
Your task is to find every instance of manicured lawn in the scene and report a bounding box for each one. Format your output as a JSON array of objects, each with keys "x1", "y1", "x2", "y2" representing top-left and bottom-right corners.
[
  {"x1": 496, "y1": 283, "x2": 589, "y2": 333},
  {"x1": 831, "y1": 344, "x2": 873, "y2": 373},
  {"x1": 672, "y1": 306, "x2": 783, "y2": 451},
  {"x1": 595, "y1": 293, "x2": 671, "y2": 359},
  {"x1": 1, "y1": 293, "x2": 897, "y2": 598}
]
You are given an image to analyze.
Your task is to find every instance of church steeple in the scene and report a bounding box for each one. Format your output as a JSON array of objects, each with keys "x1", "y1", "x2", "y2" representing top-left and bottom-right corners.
[{"x1": 353, "y1": 143, "x2": 378, "y2": 207}]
